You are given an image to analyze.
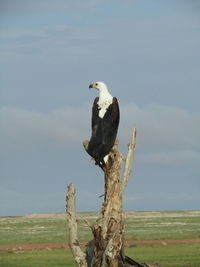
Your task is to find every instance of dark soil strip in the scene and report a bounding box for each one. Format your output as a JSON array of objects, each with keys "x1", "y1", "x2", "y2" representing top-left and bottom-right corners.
[{"x1": 0, "y1": 239, "x2": 200, "y2": 252}]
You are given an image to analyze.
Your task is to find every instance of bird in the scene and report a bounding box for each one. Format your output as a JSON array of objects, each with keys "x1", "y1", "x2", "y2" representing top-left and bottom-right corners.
[{"x1": 86, "y1": 81, "x2": 120, "y2": 166}]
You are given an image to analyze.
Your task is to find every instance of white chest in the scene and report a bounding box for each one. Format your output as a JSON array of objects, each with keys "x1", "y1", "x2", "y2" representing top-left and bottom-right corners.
[{"x1": 97, "y1": 98, "x2": 112, "y2": 118}]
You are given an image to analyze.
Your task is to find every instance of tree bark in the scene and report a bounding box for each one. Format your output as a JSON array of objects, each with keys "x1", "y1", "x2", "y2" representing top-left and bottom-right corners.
[{"x1": 89, "y1": 140, "x2": 124, "y2": 267}]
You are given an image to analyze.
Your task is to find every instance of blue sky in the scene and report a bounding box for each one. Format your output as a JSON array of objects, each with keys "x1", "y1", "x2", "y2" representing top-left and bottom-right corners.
[{"x1": 0, "y1": 0, "x2": 200, "y2": 216}]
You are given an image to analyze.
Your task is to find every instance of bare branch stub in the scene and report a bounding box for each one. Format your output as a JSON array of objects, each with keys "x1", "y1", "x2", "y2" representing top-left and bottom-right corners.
[{"x1": 122, "y1": 128, "x2": 137, "y2": 191}]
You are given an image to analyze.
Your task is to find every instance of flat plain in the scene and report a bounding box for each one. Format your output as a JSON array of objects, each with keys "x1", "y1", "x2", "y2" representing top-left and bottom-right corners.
[{"x1": 0, "y1": 210, "x2": 200, "y2": 266}]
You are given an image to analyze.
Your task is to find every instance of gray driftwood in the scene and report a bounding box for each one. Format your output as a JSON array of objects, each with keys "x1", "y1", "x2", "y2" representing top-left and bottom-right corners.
[
  {"x1": 66, "y1": 183, "x2": 87, "y2": 267},
  {"x1": 66, "y1": 128, "x2": 157, "y2": 267}
]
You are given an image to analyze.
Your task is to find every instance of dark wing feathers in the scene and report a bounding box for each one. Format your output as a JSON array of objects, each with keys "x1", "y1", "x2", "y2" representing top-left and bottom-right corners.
[
  {"x1": 101, "y1": 97, "x2": 119, "y2": 144},
  {"x1": 91, "y1": 97, "x2": 100, "y2": 129},
  {"x1": 106, "y1": 97, "x2": 119, "y2": 125},
  {"x1": 91, "y1": 97, "x2": 102, "y2": 139}
]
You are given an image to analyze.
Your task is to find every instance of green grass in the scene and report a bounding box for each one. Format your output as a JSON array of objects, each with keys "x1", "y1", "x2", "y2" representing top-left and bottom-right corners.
[
  {"x1": 0, "y1": 217, "x2": 69, "y2": 245},
  {"x1": 125, "y1": 214, "x2": 200, "y2": 241},
  {"x1": 0, "y1": 249, "x2": 72, "y2": 267},
  {"x1": 0, "y1": 244, "x2": 200, "y2": 267},
  {"x1": 126, "y1": 243, "x2": 200, "y2": 267},
  {"x1": 0, "y1": 211, "x2": 200, "y2": 266},
  {"x1": 0, "y1": 211, "x2": 200, "y2": 245}
]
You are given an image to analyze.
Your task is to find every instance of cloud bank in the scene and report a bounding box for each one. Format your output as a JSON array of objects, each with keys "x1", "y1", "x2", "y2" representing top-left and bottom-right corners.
[
  {"x1": 1, "y1": 104, "x2": 199, "y2": 166},
  {"x1": 120, "y1": 103, "x2": 200, "y2": 149}
]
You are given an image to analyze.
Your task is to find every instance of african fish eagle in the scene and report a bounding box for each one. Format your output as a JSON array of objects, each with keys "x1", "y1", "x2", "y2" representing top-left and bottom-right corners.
[{"x1": 87, "y1": 81, "x2": 120, "y2": 166}]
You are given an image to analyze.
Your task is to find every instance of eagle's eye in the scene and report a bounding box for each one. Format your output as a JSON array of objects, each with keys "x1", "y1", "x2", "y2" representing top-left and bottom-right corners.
[{"x1": 95, "y1": 83, "x2": 98, "y2": 86}]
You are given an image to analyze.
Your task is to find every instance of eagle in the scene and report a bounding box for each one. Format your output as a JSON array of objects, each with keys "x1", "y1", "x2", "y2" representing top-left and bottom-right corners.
[{"x1": 87, "y1": 81, "x2": 120, "y2": 166}]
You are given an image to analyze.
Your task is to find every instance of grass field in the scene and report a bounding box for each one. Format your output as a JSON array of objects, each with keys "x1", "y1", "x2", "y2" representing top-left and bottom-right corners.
[
  {"x1": 0, "y1": 210, "x2": 200, "y2": 245},
  {"x1": 1, "y1": 244, "x2": 200, "y2": 267},
  {"x1": 0, "y1": 210, "x2": 200, "y2": 266}
]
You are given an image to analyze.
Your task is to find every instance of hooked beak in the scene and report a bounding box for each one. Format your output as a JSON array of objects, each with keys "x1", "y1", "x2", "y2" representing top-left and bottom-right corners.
[{"x1": 89, "y1": 83, "x2": 94, "y2": 89}]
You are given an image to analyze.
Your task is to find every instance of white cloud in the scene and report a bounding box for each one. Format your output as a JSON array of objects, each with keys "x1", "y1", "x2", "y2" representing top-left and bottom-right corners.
[
  {"x1": 0, "y1": 106, "x2": 91, "y2": 151},
  {"x1": 1, "y1": 104, "x2": 200, "y2": 161},
  {"x1": 119, "y1": 103, "x2": 200, "y2": 150}
]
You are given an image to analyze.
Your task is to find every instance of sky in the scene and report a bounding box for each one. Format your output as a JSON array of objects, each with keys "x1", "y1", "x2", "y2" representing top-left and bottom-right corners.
[{"x1": 0, "y1": 0, "x2": 200, "y2": 216}]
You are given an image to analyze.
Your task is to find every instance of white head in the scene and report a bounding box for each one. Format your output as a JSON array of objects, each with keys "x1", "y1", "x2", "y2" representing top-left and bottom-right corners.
[
  {"x1": 89, "y1": 81, "x2": 113, "y2": 118},
  {"x1": 89, "y1": 81, "x2": 109, "y2": 92}
]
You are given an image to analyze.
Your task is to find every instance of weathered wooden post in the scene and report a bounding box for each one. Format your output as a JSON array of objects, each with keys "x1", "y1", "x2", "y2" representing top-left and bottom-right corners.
[
  {"x1": 66, "y1": 183, "x2": 87, "y2": 267},
  {"x1": 66, "y1": 128, "x2": 155, "y2": 267}
]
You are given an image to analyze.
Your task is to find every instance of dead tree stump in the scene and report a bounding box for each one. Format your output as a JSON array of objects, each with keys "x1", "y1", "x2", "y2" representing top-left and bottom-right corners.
[
  {"x1": 90, "y1": 140, "x2": 124, "y2": 267},
  {"x1": 66, "y1": 128, "x2": 157, "y2": 267}
]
